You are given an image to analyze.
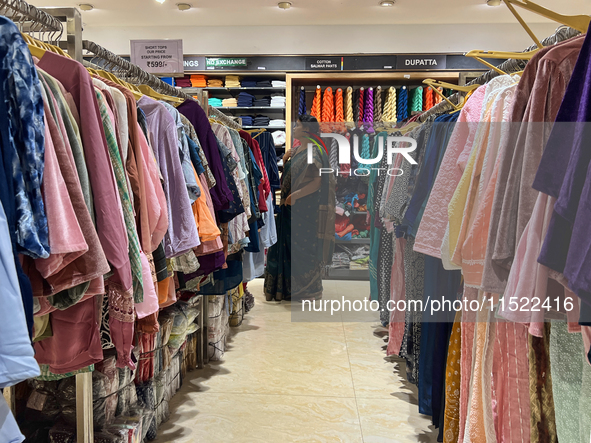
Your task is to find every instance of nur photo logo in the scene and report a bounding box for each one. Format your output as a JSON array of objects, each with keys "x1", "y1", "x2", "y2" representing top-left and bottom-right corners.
[{"x1": 305, "y1": 132, "x2": 418, "y2": 176}]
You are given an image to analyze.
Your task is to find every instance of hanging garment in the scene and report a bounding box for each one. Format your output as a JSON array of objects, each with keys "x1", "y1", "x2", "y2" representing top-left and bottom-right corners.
[
  {"x1": 0, "y1": 198, "x2": 40, "y2": 387},
  {"x1": 482, "y1": 35, "x2": 584, "y2": 294},
  {"x1": 345, "y1": 86, "x2": 354, "y2": 125},
  {"x1": 177, "y1": 100, "x2": 233, "y2": 212},
  {"x1": 374, "y1": 86, "x2": 383, "y2": 123},
  {"x1": 413, "y1": 84, "x2": 487, "y2": 258},
  {"x1": 404, "y1": 111, "x2": 459, "y2": 239},
  {"x1": 411, "y1": 86, "x2": 423, "y2": 114},
  {"x1": 550, "y1": 321, "x2": 591, "y2": 443},
  {"x1": 37, "y1": 50, "x2": 133, "y2": 303},
  {"x1": 533, "y1": 29, "x2": 591, "y2": 308},
  {"x1": 311, "y1": 86, "x2": 322, "y2": 121},
  {"x1": 298, "y1": 88, "x2": 306, "y2": 116},
  {"x1": 397, "y1": 86, "x2": 409, "y2": 122},
  {"x1": 321, "y1": 86, "x2": 334, "y2": 124},
  {"x1": 386, "y1": 236, "x2": 406, "y2": 357},
  {"x1": 139, "y1": 96, "x2": 200, "y2": 258}
]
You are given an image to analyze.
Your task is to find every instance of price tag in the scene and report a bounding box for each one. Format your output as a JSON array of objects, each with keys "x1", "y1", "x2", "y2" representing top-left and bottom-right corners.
[
  {"x1": 258, "y1": 67, "x2": 266, "y2": 70},
  {"x1": 130, "y1": 39, "x2": 184, "y2": 76}
]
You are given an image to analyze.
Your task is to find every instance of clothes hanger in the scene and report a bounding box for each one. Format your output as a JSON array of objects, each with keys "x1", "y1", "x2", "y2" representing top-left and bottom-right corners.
[
  {"x1": 137, "y1": 85, "x2": 184, "y2": 104},
  {"x1": 464, "y1": 48, "x2": 538, "y2": 75},
  {"x1": 503, "y1": 0, "x2": 590, "y2": 44},
  {"x1": 252, "y1": 129, "x2": 266, "y2": 139},
  {"x1": 422, "y1": 79, "x2": 478, "y2": 112}
]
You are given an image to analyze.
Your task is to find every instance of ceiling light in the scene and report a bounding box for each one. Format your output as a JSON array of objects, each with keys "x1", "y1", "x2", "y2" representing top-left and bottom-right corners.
[
  {"x1": 379, "y1": 0, "x2": 395, "y2": 6},
  {"x1": 155, "y1": 0, "x2": 166, "y2": 4},
  {"x1": 278, "y1": 2, "x2": 292, "y2": 10},
  {"x1": 486, "y1": 0, "x2": 502, "y2": 5},
  {"x1": 78, "y1": 3, "x2": 94, "y2": 10},
  {"x1": 177, "y1": 3, "x2": 191, "y2": 10}
]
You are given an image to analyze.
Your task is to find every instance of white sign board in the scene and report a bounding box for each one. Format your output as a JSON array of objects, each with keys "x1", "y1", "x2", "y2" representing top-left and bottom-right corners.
[{"x1": 130, "y1": 39, "x2": 184, "y2": 76}]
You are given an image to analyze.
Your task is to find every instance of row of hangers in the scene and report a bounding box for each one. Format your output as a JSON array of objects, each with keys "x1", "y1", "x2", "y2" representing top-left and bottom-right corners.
[
  {"x1": 23, "y1": 33, "x2": 185, "y2": 104},
  {"x1": 422, "y1": 0, "x2": 591, "y2": 112}
]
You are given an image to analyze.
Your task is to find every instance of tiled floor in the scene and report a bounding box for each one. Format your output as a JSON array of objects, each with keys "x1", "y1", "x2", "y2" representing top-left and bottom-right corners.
[{"x1": 153, "y1": 279, "x2": 438, "y2": 443}]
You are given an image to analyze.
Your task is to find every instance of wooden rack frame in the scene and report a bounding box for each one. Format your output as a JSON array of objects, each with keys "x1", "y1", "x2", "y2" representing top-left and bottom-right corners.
[{"x1": 285, "y1": 72, "x2": 461, "y2": 150}]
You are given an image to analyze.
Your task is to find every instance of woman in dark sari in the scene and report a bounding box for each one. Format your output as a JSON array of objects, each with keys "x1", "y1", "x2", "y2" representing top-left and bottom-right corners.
[{"x1": 264, "y1": 115, "x2": 335, "y2": 301}]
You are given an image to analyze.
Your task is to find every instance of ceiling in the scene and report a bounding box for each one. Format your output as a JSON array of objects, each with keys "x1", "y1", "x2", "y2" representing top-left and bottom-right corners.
[{"x1": 31, "y1": 0, "x2": 591, "y2": 27}]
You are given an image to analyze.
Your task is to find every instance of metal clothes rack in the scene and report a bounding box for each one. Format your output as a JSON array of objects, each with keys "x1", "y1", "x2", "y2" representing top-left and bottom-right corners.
[
  {"x1": 419, "y1": 26, "x2": 581, "y2": 122},
  {"x1": 82, "y1": 39, "x2": 195, "y2": 102},
  {"x1": 0, "y1": 0, "x2": 62, "y2": 34}
]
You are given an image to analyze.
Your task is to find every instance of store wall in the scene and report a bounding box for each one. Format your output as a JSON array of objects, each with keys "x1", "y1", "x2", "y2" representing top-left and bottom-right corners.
[{"x1": 86, "y1": 22, "x2": 560, "y2": 56}]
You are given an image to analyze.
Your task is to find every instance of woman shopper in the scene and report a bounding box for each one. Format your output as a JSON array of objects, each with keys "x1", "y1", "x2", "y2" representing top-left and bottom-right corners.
[{"x1": 264, "y1": 115, "x2": 335, "y2": 302}]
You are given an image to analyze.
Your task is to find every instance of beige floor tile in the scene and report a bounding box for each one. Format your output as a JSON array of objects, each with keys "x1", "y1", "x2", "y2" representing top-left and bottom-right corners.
[
  {"x1": 153, "y1": 392, "x2": 364, "y2": 443},
  {"x1": 152, "y1": 279, "x2": 438, "y2": 442},
  {"x1": 356, "y1": 398, "x2": 438, "y2": 443}
]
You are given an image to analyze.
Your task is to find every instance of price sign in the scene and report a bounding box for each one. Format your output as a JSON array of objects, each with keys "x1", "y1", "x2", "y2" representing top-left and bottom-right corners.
[{"x1": 130, "y1": 39, "x2": 184, "y2": 76}]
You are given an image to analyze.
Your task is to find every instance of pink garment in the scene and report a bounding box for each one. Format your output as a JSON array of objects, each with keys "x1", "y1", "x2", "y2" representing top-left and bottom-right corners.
[
  {"x1": 414, "y1": 85, "x2": 488, "y2": 257},
  {"x1": 134, "y1": 252, "x2": 159, "y2": 319},
  {"x1": 499, "y1": 194, "x2": 569, "y2": 337},
  {"x1": 458, "y1": 287, "x2": 478, "y2": 443},
  {"x1": 35, "y1": 113, "x2": 87, "y2": 279},
  {"x1": 34, "y1": 296, "x2": 103, "y2": 374},
  {"x1": 491, "y1": 322, "x2": 531, "y2": 443},
  {"x1": 32, "y1": 85, "x2": 109, "y2": 296},
  {"x1": 38, "y1": 51, "x2": 132, "y2": 294},
  {"x1": 138, "y1": 124, "x2": 168, "y2": 252},
  {"x1": 456, "y1": 81, "x2": 518, "y2": 286},
  {"x1": 387, "y1": 237, "x2": 406, "y2": 356},
  {"x1": 195, "y1": 174, "x2": 223, "y2": 256},
  {"x1": 463, "y1": 292, "x2": 497, "y2": 443}
]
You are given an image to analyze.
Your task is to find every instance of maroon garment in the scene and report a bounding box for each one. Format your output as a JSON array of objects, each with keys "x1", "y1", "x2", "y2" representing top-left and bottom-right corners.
[
  {"x1": 239, "y1": 131, "x2": 270, "y2": 212},
  {"x1": 34, "y1": 296, "x2": 103, "y2": 374},
  {"x1": 37, "y1": 51, "x2": 132, "y2": 293},
  {"x1": 177, "y1": 100, "x2": 233, "y2": 212}
]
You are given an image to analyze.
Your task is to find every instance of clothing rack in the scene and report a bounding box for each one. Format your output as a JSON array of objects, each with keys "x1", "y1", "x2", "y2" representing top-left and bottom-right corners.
[
  {"x1": 209, "y1": 105, "x2": 243, "y2": 130},
  {"x1": 0, "y1": 0, "x2": 63, "y2": 34},
  {"x1": 418, "y1": 26, "x2": 581, "y2": 122},
  {"x1": 82, "y1": 39, "x2": 195, "y2": 102}
]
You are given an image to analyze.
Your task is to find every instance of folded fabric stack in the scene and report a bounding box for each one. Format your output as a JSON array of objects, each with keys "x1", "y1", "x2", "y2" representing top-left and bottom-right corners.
[
  {"x1": 241, "y1": 77, "x2": 258, "y2": 87},
  {"x1": 222, "y1": 98, "x2": 238, "y2": 107},
  {"x1": 208, "y1": 98, "x2": 223, "y2": 107},
  {"x1": 253, "y1": 115, "x2": 271, "y2": 126},
  {"x1": 160, "y1": 77, "x2": 174, "y2": 86},
  {"x1": 175, "y1": 75, "x2": 192, "y2": 88},
  {"x1": 269, "y1": 119, "x2": 286, "y2": 127},
  {"x1": 256, "y1": 79, "x2": 272, "y2": 87},
  {"x1": 272, "y1": 80, "x2": 286, "y2": 88},
  {"x1": 254, "y1": 96, "x2": 271, "y2": 107},
  {"x1": 239, "y1": 116, "x2": 254, "y2": 126},
  {"x1": 271, "y1": 131, "x2": 286, "y2": 146},
  {"x1": 207, "y1": 78, "x2": 224, "y2": 87},
  {"x1": 237, "y1": 92, "x2": 255, "y2": 107},
  {"x1": 190, "y1": 75, "x2": 207, "y2": 88},
  {"x1": 225, "y1": 75, "x2": 241, "y2": 87},
  {"x1": 270, "y1": 95, "x2": 286, "y2": 108}
]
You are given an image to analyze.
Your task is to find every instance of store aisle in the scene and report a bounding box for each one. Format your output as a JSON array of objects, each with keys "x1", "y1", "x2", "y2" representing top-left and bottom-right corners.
[{"x1": 153, "y1": 280, "x2": 437, "y2": 443}]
